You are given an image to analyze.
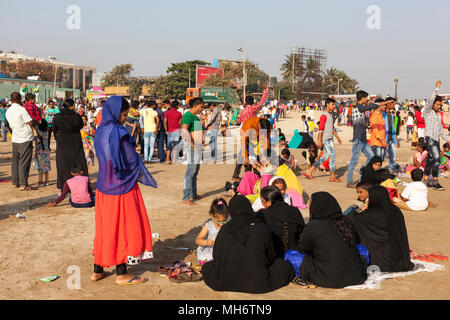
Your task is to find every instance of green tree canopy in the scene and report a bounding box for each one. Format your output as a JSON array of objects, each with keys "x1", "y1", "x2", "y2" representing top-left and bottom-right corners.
[
  {"x1": 101, "y1": 64, "x2": 134, "y2": 87},
  {"x1": 323, "y1": 67, "x2": 359, "y2": 95},
  {"x1": 165, "y1": 60, "x2": 209, "y2": 99}
]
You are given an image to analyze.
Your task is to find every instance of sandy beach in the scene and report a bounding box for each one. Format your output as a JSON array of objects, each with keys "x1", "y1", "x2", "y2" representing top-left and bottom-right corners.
[{"x1": 0, "y1": 110, "x2": 449, "y2": 300}]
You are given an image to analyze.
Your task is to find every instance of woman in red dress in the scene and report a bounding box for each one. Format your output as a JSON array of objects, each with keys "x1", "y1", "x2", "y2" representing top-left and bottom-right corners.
[{"x1": 91, "y1": 96, "x2": 157, "y2": 285}]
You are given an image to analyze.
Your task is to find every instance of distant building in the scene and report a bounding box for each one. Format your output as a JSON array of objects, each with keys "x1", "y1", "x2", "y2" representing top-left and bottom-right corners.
[{"x1": 0, "y1": 52, "x2": 96, "y2": 93}]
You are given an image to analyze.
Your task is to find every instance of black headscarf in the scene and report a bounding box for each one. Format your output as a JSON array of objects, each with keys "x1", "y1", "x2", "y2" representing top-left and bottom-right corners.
[
  {"x1": 228, "y1": 195, "x2": 261, "y2": 245},
  {"x1": 366, "y1": 186, "x2": 414, "y2": 272},
  {"x1": 310, "y1": 192, "x2": 342, "y2": 221},
  {"x1": 361, "y1": 156, "x2": 394, "y2": 184}
]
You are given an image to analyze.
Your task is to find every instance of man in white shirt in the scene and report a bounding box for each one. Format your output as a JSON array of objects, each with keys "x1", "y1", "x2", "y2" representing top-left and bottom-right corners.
[{"x1": 5, "y1": 92, "x2": 36, "y2": 190}]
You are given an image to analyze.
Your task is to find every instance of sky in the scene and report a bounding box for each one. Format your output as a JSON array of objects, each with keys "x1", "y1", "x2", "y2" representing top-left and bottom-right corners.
[{"x1": 1, "y1": 0, "x2": 449, "y2": 99}]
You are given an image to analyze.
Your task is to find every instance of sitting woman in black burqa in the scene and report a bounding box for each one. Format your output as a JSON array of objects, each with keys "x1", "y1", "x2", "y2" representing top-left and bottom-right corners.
[
  {"x1": 256, "y1": 185, "x2": 305, "y2": 258},
  {"x1": 360, "y1": 156, "x2": 395, "y2": 185},
  {"x1": 298, "y1": 192, "x2": 368, "y2": 289},
  {"x1": 348, "y1": 186, "x2": 414, "y2": 273},
  {"x1": 201, "y1": 195, "x2": 294, "y2": 294}
]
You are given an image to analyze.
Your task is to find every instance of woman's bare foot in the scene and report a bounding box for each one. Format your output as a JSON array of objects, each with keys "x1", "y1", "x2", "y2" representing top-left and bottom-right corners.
[
  {"x1": 91, "y1": 272, "x2": 108, "y2": 282},
  {"x1": 115, "y1": 274, "x2": 147, "y2": 285}
]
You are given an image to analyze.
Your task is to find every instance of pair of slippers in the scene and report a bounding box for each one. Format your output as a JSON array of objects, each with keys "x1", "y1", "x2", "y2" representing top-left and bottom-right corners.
[
  {"x1": 410, "y1": 250, "x2": 448, "y2": 262},
  {"x1": 158, "y1": 261, "x2": 203, "y2": 283}
]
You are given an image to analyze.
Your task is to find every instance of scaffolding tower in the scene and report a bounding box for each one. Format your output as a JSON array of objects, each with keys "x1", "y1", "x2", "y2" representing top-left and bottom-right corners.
[{"x1": 291, "y1": 47, "x2": 327, "y2": 99}]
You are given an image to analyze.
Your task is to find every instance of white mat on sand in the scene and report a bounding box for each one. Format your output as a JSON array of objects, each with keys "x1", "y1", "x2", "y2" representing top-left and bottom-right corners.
[{"x1": 345, "y1": 260, "x2": 445, "y2": 290}]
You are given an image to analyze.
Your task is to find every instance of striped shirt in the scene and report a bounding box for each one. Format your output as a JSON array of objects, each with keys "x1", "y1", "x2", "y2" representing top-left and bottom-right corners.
[{"x1": 238, "y1": 89, "x2": 268, "y2": 124}]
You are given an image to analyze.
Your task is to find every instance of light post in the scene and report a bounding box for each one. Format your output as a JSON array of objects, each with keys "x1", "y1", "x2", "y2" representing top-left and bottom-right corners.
[
  {"x1": 394, "y1": 78, "x2": 399, "y2": 101},
  {"x1": 337, "y1": 78, "x2": 343, "y2": 95},
  {"x1": 237, "y1": 47, "x2": 247, "y2": 103}
]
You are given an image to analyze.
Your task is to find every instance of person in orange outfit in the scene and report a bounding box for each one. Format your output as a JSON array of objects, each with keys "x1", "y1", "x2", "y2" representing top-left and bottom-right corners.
[{"x1": 369, "y1": 99, "x2": 388, "y2": 160}]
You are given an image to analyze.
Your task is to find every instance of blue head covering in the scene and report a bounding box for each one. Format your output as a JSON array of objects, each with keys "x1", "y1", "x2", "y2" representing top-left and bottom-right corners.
[
  {"x1": 288, "y1": 129, "x2": 303, "y2": 149},
  {"x1": 94, "y1": 96, "x2": 157, "y2": 195}
]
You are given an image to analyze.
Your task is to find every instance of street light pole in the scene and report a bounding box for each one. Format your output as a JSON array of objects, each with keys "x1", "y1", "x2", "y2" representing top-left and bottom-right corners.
[
  {"x1": 337, "y1": 78, "x2": 343, "y2": 95},
  {"x1": 394, "y1": 78, "x2": 399, "y2": 101},
  {"x1": 238, "y1": 47, "x2": 246, "y2": 103}
]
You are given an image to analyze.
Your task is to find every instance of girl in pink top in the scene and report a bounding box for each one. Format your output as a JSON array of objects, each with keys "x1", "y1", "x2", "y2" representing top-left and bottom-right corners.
[{"x1": 46, "y1": 166, "x2": 95, "y2": 208}]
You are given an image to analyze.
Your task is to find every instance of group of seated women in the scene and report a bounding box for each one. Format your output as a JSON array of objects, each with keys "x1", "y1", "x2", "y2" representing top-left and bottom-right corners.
[{"x1": 202, "y1": 164, "x2": 414, "y2": 293}]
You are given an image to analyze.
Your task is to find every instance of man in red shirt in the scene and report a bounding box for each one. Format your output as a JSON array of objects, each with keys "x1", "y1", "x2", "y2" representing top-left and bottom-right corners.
[
  {"x1": 238, "y1": 83, "x2": 268, "y2": 125},
  {"x1": 414, "y1": 105, "x2": 425, "y2": 138},
  {"x1": 164, "y1": 100, "x2": 183, "y2": 164}
]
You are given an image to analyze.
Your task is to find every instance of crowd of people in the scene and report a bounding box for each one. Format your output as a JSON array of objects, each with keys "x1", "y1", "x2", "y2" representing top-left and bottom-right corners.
[{"x1": 0, "y1": 78, "x2": 448, "y2": 290}]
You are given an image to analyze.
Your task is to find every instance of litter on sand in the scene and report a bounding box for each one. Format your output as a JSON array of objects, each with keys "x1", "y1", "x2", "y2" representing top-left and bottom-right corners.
[{"x1": 39, "y1": 275, "x2": 60, "y2": 283}]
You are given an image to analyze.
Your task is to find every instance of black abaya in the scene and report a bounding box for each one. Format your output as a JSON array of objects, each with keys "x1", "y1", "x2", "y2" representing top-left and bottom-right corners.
[
  {"x1": 348, "y1": 186, "x2": 414, "y2": 272},
  {"x1": 53, "y1": 108, "x2": 88, "y2": 189},
  {"x1": 257, "y1": 202, "x2": 305, "y2": 258},
  {"x1": 298, "y1": 192, "x2": 368, "y2": 288},
  {"x1": 201, "y1": 195, "x2": 294, "y2": 293}
]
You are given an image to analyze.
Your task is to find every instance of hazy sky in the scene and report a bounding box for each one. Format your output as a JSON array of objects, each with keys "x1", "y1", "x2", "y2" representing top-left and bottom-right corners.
[{"x1": 1, "y1": 0, "x2": 449, "y2": 98}]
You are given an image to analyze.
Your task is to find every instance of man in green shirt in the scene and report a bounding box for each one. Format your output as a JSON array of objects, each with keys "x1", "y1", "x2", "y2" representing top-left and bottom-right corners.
[
  {"x1": 45, "y1": 100, "x2": 60, "y2": 150},
  {"x1": 181, "y1": 97, "x2": 204, "y2": 205}
]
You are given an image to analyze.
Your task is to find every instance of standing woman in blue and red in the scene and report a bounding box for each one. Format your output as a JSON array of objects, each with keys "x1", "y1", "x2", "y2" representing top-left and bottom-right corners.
[{"x1": 91, "y1": 96, "x2": 158, "y2": 285}]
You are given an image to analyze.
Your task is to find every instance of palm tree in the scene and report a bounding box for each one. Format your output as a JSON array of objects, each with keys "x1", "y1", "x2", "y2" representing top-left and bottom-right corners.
[{"x1": 280, "y1": 54, "x2": 295, "y2": 82}]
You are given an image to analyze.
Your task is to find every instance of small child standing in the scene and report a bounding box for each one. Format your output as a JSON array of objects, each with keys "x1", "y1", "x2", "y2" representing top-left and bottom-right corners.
[
  {"x1": 195, "y1": 198, "x2": 230, "y2": 264},
  {"x1": 46, "y1": 165, "x2": 95, "y2": 208},
  {"x1": 33, "y1": 120, "x2": 51, "y2": 187}
]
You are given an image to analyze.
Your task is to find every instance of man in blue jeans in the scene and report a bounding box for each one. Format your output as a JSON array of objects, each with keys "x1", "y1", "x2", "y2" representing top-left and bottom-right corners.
[
  {"x1": 181, "y1": 98, "x2": 204, "y2": 206},
  {"x1": 382, "y1": 97, "x2": 400, "y2": 171},
  {"x1": 205, "y1": 103, "x2": 221, "y2": 164},
  {"x1": 304, "y1": 98, "x2": 342, "y2": 182},
  {"x1": 423, "y1": 80, "x2": 449, "y2": 191},
  {"x1": 140, "y1": 100, "x2": 159, "y2": 164},
  {"x1": 346, "y1": 91, "x2": 391, "y2": 188}
]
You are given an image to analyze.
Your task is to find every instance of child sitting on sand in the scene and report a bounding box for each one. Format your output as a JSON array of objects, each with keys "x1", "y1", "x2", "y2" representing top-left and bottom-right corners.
[
  {"x1": 281, "y1": 149, "x2": 298, "y2": 171},
  {"x1": 46, "y1": 165, "x2": 95, "y2": 208},
  {"x1": 394, "y1": 168, "x2": 435, "y2": 211},
  {"x1": 343, "y1": 181, "x2": 372, "y2": 216},
  {"x1": 195, "y1": 198, "x2": 230, "y2": 264}
]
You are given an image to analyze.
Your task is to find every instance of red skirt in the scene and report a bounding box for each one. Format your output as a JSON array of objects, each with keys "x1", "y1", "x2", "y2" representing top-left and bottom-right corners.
[{"x1": 93, "y1": 184, "x2": 153, "y2": 268}]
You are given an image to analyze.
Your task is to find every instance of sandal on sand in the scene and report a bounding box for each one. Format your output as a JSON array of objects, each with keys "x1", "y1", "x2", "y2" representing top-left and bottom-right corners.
[
  {"x1": 413, "y1": 254, "x2": 434, "y2": 262},
  {"x1": 293, "y1": 276, "x2": 316, "y2": 288},
  {"x1": 169, "y1": 272, "x2": 202, "y2": 283},
  {"x1": 329, "y1": 178, "x2": 342, "y2": 182},
  {"x1": 303, "y1": 173, "x2": 314, "y2": 180},
  {"x1": 91, "y1": 272, "x2": 112, "y2": 282},
  {"x1": 20, "y1": 185, "x2": 37, "y2": 191},
  {"x1": 428, "y1": 252, "x2": 448, "y2": 261},
  {"x1": 116, "y1": 276, "x2": 147, "y2": 285}
]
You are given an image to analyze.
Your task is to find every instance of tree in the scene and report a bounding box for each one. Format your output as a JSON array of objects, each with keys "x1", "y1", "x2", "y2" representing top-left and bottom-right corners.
[
  {"x1": 101, "y1": 64, "x2": 134, "y2": 87},
  {"x1": 280, "y1": 54, "x2": 294, "y2": 82},
  {"x1": 6, "y1": 60, "x2": 65, "y2": 82},
  {"x1": 150, "y1": 76, "x2": 172, "y2": 100},
  {"x1": 323, "y1": 67, "x2": 359, "y2": 95},
  {"x1": 165, "y1": 60, "x2": 209, "y2": 99}
]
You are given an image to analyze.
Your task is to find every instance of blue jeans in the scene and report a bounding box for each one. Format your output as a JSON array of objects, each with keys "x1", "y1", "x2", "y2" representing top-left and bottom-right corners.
[
  {"x1": 347, "y1": 139, "x2": 375, "y2": 184},
  {"x1": 424, "y1": 137, "x2": 441, "y2": 178},
  {"x1": 383, "y1": 140, "x2": 396, "y2": 171},
  {"x1": 70, "y1": 195, "x2": 95, "y2": 208},
  {"x1": 209, "y1": 129, "x2": 219, "y2": 161},
  {"x1": 167, "y1": 131, "x2": 181, "y2": 150},
  {"x1": 182, "y1": 145, "x2": 202, "y2": 201},
  {"x1": 371, "y1": 145, "x2": 385, "y2": 159},
  {"x1": 156, "y1": 131, "x2": 166, "y2": 162},
  {"x1": 143, "y1": 132, "x2": 156, "y2": 162},
  {"x1": 1, "y1": 121, "x2": 7, "y2": 141},
  {"x1": 314, "y1": 139, "x2": 335, "y2": 172}
]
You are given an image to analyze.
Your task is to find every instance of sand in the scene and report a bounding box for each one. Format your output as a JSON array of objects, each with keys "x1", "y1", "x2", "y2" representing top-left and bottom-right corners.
[{"x1": 0, "y1": 110, "x2": 449, "y2": 300}]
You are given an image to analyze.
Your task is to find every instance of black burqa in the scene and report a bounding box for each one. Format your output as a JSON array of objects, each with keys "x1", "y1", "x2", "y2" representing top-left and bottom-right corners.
[
  {"x1": 298, "y1": 192, "x2": 367, "y2": 288},
  {"x1": 348, "y1": 186, "x2": 414, "y2": 272},
  {"x1": 53, "y1": 107, "x2": 88, "y2": 189},
  {"x1": 360, "y1": 156, "x2": 395, "y2": 185},
  {"x1": 257, "y1": 202, "x2": 305, "y2": 258},
  {"x1": 202, "y1": 195, "x2": 294, "y2": 293}
]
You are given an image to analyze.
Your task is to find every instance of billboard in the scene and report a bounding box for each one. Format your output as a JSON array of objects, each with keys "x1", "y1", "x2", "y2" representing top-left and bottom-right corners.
[{"x1": 196, "y1": 65, "x2": 223, "y2": 88}]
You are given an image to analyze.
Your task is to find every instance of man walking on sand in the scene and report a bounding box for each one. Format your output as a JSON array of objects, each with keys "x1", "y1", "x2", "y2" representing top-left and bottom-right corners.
[
  {"x1": 346, "y1": 91, "x2": 392, "y2": 188},
  {"x1": 303, "y1": 98, "x2": 342, "y2": 182}
]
